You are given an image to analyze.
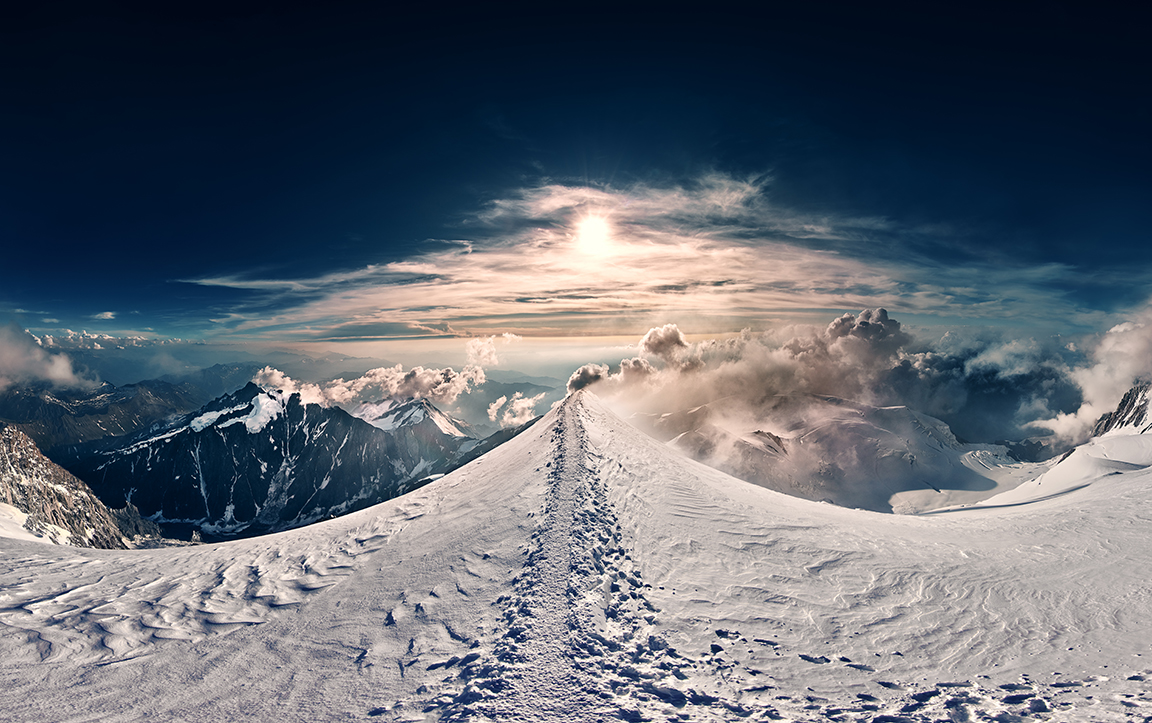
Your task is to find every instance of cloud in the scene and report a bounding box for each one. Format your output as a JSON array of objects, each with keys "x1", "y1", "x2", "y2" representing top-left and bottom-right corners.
[
  {"x1": 487, "y1": 395, "x2": 507, "y2": 421},
  {"x1": 254, "y1": 363, "x2": 486, "y2": 409},
  {"x1": 0, "y1": 323, "x2": 97, "y2": 391},
  {"x1": 35, "y1": 330, "x2": 179, "y2": 350},
  {"x1": 640, "y1": 323, "x2": 686, "y2": 359},
  {"x1": 567, "y1": 363, "x2": 610, "y2": 393},
  {"x1": 486, "y1": 390, "x2": 547, "y2": 427},
  {"x1": 572, "y1": 310, "x2": 1086, "y2": 446},
  {"x1": 91, "y1": 311, "x2": 116, "y2": 320},
  {"x1": 175, "y1": 172, "x2": 1123, "y2": 342},
  {"x1": 1035, "y1": 310, "x2": 1152, "y2": 443},
  {"x1": 466, "y1": 333, "x2": 522, "y2": 366}
]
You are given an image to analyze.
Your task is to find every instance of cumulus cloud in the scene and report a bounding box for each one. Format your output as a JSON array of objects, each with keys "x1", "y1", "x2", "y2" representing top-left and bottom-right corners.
[
  {"x1": 487, "y1": 395, "x2": 508, "y2": 422},
  {"x1": 91, "y1": 311, "x2": 116, "y2": 320},
  {"x1": 567, "y1": 363, "x2": 610, "y2": 393},
  {"x1": 1035, "y1": 311, "x2": 1152, "y2": 443},
  {"x1": 35, "y1": 330, "x2": 178, "y2": 350},
  {"x1": 466, "y1": 333, "x2": 522, "y2": 367},
  {"x1": 0, "y1": 323, "x2": 97, "y2": 391},
  {"x1": 487, "y1": 391, "x2": 547, "y2": 427},
  {"x1": 640, "y1": 323, "x2": 687, "y2": 360},
  {"x1": 571, "y1": 310, "x2": 1086, "y2": 447},
  {"x1": 254, "y1": 362, "x2": 486, "y2": 409}
]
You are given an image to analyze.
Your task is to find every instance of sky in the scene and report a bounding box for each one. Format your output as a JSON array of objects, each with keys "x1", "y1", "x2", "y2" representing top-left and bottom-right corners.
[{"x1": 1, "y1": 4, "x2": 1150, "y2": 440}]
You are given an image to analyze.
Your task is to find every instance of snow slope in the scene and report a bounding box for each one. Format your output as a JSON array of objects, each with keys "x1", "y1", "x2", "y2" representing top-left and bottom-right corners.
[{"x1": 1, "y1": 391, "x2": 1149, "y2": 721}]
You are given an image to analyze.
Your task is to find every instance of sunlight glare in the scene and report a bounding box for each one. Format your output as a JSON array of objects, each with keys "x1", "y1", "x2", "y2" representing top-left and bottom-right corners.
[{"x1": 575, "y1": 216, "x2": 613, "y2": 255}]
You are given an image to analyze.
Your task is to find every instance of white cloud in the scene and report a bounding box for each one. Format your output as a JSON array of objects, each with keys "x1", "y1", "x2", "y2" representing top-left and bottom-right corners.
[
  {"x1": 36, "y1": 330, "x2": 177, "y2": 350},
  {"x1": 466, "y1": 333, "x2": 522, "y2": 366},
  {"x1": 178, "y1": 172, "x2": 1121, "y2": 342},
  {"x1": 1035, "y1": 310, "x2": 1152, "y2": 443},
  {"x1": 0, "y1": 323, "x2": 97, "y2": 391},
  {"x1": 92, "y1": 311, "x2": 116, "y2": 320},
  {"x1": 487, "y1": 391, "x2": 546, "y2": 427},
  {"x1": 253, "y1": 363, "x2": 486, "y2": 409},
  {"x1": 487, "y1": 395, "x2": 508, "y2": 422}
]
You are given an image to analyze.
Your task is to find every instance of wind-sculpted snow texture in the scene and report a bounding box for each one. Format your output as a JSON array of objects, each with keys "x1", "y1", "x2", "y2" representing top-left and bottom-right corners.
[{"x1": 1, "y1": 391, "x2": 1151, "y2": 722}]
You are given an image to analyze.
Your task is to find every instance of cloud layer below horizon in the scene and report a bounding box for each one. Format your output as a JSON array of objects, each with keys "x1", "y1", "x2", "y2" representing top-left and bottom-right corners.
[{"x1": 567, "y1": 308, "x2": 1152, "y2": 447}]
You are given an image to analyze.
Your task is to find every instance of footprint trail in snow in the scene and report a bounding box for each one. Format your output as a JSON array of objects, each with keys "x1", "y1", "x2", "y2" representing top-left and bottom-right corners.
[{"x1": 431, "y1": 396, "x2": 683, "y2": 721}]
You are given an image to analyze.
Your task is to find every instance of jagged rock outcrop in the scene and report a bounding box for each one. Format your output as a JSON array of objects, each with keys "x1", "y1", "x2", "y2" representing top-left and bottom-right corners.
[
  {"x1": 1093, "y1": 382, "x2": 1151, "y2": 437},
  {"x1": 0, "y1": 422, "x2": 126, "y2": 548}
]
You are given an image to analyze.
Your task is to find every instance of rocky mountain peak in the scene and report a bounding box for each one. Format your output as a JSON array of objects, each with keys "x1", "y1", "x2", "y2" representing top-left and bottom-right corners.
[
  {"x1": 0, "y1": 422, "x2": 126, "y2": 548},
  {"x1": 1093, "y1": 381, "x2": 1151, "y2": 437}
]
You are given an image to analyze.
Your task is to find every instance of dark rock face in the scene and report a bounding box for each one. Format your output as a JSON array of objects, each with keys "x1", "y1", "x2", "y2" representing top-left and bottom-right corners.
[
  {"x1": 0, "y1": 380, "x2": 204, "y2": 456},
  {"x1": 0, "y1": 422, "x2": 126, "y2": 549},
  {"x1": 1093, "y1": 382, "x2": 1151, "y2": 437},
  {"x1": 70, "y1": 384, "x2": 479, "y2": 537}
]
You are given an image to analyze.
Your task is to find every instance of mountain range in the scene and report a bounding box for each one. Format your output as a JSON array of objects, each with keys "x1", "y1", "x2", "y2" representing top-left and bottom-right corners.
[{"x1": 66, "y1": 383, "x2": 503, "y2": 538}]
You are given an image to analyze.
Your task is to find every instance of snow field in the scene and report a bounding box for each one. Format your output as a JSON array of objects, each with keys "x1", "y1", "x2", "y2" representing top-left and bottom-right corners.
[{"x1": 0, "y1": 391, "x2": 1150, "y2": 721}]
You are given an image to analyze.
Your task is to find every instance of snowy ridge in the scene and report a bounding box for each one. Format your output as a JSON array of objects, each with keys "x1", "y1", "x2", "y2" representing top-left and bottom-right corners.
[
  {"x1": 353, "y1": 397, "x2": 473, "y2": 438},
  {"x1": 1, "y1": 391, "x2": 1150, "y2": 721}
]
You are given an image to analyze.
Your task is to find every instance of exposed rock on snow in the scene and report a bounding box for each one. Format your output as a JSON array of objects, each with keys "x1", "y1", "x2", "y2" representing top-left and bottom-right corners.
[
  {"x1": 0, "y1": 391, "x2": 1150, "y2": 721},
  {"x1": 0, "y1": 422, "x2": 126, "y2": 548},
  {"x1": 1093, "y1": 381, "x2": 1151, "y2": 436}
]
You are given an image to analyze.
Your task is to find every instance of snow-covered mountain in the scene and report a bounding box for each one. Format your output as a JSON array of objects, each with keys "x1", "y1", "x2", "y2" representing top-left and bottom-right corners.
[
  {"x1": 69, "y1": 383, "x2": 479, "y2": 537},
  {"x1": 0, "y1": 422, "x2": 126, "y2": 548},
  {"x1": 633, "y1": 393, "x2": 1024, "y2": 513},
  {"x1": 352, "y1": 396, "x2": 477, "y2": 438},
  {"x1": 1, "y1": 390, "x2": 1149, "y2": 721}
]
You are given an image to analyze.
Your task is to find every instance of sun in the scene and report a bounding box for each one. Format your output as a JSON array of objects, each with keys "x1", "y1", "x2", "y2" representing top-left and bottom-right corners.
[{"x1": 574, "y1": 216, "x2": 613, "y2": 255}]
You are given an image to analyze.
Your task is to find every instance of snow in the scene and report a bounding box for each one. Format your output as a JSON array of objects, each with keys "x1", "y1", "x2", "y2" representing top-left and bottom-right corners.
[
  {"x1": 217, "y1": 391, "x2": 286, "y2": 433},
  {"x1": 189, "y1": 404, "x2": 247, "y2": 432},
  {"x1": 0, "y1": 502, "x2": 38, "y2": 543},
  {"x1": 354, "y1": 399, "x2": 471, "y2": 437},
  {"x1": 1, "y1": 391, "x2": 1150, "y2": 721}
]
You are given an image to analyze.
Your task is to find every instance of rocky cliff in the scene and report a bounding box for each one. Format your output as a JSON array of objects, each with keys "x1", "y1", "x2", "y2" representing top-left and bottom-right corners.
[{"x1": 0, "y1": 422, "x2": 126, "y2": 548}]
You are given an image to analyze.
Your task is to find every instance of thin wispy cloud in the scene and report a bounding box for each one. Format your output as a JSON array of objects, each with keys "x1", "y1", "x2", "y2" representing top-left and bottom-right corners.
[{"x1": 178, "y1": 172, "x2": 1138, "y2": 341}]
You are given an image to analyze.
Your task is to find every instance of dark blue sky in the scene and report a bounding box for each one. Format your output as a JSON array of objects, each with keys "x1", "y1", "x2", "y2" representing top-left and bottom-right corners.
[{"x1": 2, "y1": 3, "x2": 1149, "y2": 342}]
